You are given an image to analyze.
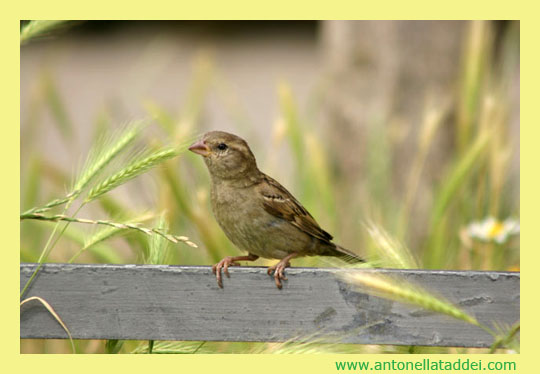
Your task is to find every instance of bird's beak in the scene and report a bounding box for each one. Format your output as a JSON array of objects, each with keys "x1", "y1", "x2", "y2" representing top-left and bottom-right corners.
[{"x1": 188, "y1": 140, "x2": 211, "y2": 157}]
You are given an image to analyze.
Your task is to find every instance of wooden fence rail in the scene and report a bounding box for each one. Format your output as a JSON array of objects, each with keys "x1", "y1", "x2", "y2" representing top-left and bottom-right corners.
[{"x1": 20, "y1": 263, "x2": 519, "y2": 347}]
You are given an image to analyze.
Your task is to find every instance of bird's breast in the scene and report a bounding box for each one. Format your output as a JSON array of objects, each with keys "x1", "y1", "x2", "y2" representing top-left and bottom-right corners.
[
  {"x1": 209, "y1": 182, "x2": 300, "y2": 258},
  {"x1": 211, "y1": 183, "x2": 265, "y2": 235}
]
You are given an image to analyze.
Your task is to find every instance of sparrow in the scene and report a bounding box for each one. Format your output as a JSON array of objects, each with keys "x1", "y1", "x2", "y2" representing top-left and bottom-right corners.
[{"x1": 189, "y1": 131, "x2": 363, "y2": 289}]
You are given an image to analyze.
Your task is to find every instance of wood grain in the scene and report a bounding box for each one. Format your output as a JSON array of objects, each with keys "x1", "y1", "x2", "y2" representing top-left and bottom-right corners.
[{"x1": 20, "y1": 263, "x2": 519, "y2": 347}]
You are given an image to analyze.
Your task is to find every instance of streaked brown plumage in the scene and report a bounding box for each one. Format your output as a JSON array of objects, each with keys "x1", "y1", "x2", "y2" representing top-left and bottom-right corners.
[{"x1": 189, "y1": 131, "x2": 363, "y2": 289}]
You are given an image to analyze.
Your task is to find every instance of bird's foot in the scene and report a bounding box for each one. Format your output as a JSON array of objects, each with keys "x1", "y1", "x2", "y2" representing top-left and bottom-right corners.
[
  {"x1": 212, "y1": 254, "x2": 259, "y2": 288},
  {"x1": 267, "y1": 261, "x2": 289, "y2": 289},
  {"x1": 212, "y1": 257, "x2": 240, "y2": 288},
  {"x1": 267, "y1": 253, "x2": 298, "y2": 289}
]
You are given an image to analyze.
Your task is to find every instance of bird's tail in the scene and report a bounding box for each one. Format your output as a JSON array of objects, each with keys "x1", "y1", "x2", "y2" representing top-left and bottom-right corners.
[{"x1": 325, "y1": 244, "x2": 365, "y2": 263}]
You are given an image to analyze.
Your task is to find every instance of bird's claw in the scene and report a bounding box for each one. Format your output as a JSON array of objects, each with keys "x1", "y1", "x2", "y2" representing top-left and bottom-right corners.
[
  {"x1": 212, "y1": 257, "x2": 240, "y2": 288},
  {"x1": 267, "y1": 261, "x2": 291, "y2": 289}
]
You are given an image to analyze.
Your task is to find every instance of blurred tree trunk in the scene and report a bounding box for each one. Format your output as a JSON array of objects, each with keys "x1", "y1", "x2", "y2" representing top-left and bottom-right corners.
[
  {"x1": 320, "y1": 20, "x2": 465, "y2": 181},
  {"x1": 319, "y1": 20, "x2": 466, "y2": 244}
]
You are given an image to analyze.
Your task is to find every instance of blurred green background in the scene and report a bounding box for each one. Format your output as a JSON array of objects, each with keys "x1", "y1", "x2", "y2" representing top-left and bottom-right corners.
[{"x1": 20, "y1": 20, "x2": 519, "y2": 353}]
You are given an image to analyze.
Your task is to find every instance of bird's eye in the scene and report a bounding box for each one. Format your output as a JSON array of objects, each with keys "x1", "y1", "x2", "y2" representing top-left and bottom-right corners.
[{"x1": 217, "y1": 143, "x2": 228, "y2": 151}]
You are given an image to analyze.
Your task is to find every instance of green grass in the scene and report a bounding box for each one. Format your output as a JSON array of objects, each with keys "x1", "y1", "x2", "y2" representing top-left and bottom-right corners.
[
  {"x1": 20, "y1": 20, "x2": 519, "y2": 354},
  {"x1": 20, "y1": 21, "x2": 70, "y2": 45}
]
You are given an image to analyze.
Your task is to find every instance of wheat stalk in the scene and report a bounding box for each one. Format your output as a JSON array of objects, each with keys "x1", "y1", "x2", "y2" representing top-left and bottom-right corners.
[
  {"x1": 75, "y1": 121, "x2": 144, "y2": 195},
  {"x1": 21, "y1": 213, "x2": 198, "y2": 248},
  {"x1": 489, "y1": 322, "x2": 520, "y2": 353},
  {"x1": 365, "y1": 222, "x2": 419, "y2": 269},
  {"x1": 342, "y1": 271, "x2": 479, "y2": 326},
  {"x1": 22, "y1": 195, "x2": 73, "y2": 215},
  {"x1": 69, "y1": 212, "x2": 156, "y2": 263},
  {"x1": 85, "y1": 147, "x2": 178, "y2": 202},
  {"x1": 22, "y1": 121, "x2": 144, "y2": 215}
]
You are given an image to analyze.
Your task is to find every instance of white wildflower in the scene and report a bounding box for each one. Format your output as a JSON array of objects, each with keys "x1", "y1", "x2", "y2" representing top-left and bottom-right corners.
[{"x1": 466, "y1": 217, "x2": 519, "y2": 244}]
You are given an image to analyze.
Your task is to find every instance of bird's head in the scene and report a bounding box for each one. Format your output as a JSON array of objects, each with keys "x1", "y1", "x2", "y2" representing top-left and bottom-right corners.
[{"x1": 189, "y1": 131, "x2": 258, "y2": 180}]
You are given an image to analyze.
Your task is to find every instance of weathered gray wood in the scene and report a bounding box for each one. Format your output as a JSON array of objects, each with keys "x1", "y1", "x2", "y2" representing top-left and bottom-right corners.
[{"x1": 20, "y1": 263, "x2": 519, "y2": 347}]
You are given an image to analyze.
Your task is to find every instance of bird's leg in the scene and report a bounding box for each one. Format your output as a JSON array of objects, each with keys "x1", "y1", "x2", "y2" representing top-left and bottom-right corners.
[
  {"x1": 267, "y1": 253, "x2": 298, "y2": 289},
  {"x1": 212, "y1": 253, "x2": 259, "y2": 288}
]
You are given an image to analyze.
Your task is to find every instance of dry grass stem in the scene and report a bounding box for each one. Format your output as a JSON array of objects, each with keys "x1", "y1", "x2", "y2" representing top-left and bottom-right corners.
[
  {"x1": 21, "y1": 213, "x2": 198, "y2": 248},
  {"x1": 20, "y1": 296, "x2": 75, "y2": 353},
  {"x1": 342, "y1": 272, "x2": 479, "y2": 327}
]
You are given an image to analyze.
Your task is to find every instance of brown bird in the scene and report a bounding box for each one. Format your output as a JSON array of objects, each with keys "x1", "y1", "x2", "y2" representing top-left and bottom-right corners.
[{"x1": 189, "y1": 131, "x2": 363, "y2": 289}]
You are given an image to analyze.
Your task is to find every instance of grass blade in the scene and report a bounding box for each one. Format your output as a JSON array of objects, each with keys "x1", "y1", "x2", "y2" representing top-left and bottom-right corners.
[
  {"x1": 20, "y1": 20, "x2": 69, "y2": 45},
  {"x1": 424, "y1": 131, "x2": 491, "y2": 267},
  {"x1": 41, "y1": 72, "x2": 74, "y2": 141},
  {"x1": 20, "y1": 296, "x2": 76, "y2": 353}
]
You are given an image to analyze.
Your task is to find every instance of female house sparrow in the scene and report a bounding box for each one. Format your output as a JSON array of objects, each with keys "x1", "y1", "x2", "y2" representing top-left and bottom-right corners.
[{"x1": 189, "y1": 131, "x2": 363, "y2": 289}]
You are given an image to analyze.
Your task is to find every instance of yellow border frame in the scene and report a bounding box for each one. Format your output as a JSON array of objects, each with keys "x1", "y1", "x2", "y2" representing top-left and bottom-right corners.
[{"x1": 7, "y1": 2, "x2": 533, "y2": 373}]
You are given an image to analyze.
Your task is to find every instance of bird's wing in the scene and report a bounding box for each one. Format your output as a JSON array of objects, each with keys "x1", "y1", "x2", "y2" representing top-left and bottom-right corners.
[{"x1": 258, "y1": 173, "x2": 333, "y2": 243}]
